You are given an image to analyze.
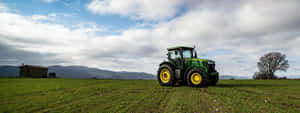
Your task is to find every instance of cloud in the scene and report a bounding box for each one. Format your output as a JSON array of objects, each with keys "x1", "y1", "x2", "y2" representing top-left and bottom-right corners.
[
  {"x1": 1, "y1": 0, "x2": 300, "y2": 77},
  {"x1": 0, "y1": 12, "x2": 104, "y2": 56},
  {"x1": 0, "y1": 11, "x2": 160, "y2": 72},
  {"x1": 49, "y1": 13, "x2": 56, "y2": 17},
  {"x1": 234, "y1": 1, "x2": 300, "y2": 34},
  {"x1": 86, "y1": 0, "x2": 184, "y2": 21},
  {"x1": 0, "y1": 3, "x2": 9, "y2": 12},
  {"x1": 31, "y1": 14, "x2": 56, "y2": 22},
  {"x1": 43, "y1": 0, "x2": 59, "y2": 3},
  {"x1": 0, "y1": 41, "x2": 67, "y2": 66}
]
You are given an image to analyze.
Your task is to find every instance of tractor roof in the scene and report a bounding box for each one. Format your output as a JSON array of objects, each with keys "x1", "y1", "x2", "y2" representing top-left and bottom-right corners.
[{"x1": 167, "y1": 46, "x2": 194, "y2": 51}]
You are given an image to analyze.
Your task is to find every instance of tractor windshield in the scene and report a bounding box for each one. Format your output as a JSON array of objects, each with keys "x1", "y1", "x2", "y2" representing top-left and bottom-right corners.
[{"x1": 182, "y1": 49, "x2": 193, "y2": 58}]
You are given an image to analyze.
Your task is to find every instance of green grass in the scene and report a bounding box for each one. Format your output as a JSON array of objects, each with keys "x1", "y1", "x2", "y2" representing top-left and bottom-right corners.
[{"x1": 0, "y1": 78, "x2": 300, "y2": 113}]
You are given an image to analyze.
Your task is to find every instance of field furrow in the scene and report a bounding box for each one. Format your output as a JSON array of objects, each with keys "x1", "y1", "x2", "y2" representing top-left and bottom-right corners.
[{"x1": 0, "y1": 78, "x2": 299, "y2": 113}]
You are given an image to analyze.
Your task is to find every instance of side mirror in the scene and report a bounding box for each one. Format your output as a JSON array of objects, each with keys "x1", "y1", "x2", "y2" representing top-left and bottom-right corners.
[
  {"x1": 194, "y1": 51, "x2": 198, "y2": 58},
  {"x1": 166, "y1": 52, "x2": 170, "y2": 59}
]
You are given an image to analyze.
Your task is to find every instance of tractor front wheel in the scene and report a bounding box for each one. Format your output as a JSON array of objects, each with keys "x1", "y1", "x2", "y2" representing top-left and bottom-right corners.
[
  {"x1": 157, "y1": 64, "x2": 176, "y2": 86},
  {"x1": 186, "y1": 68, "x2": 208, "y2": 87}
]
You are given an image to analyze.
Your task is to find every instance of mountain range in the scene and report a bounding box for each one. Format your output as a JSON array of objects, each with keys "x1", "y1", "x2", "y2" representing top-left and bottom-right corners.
[
  {"x1": 219, "y1": 75, "x2": 251, "y2": 80},
  {"x1": 0, "y1": 65, "x2": 156, "y2": 80},
  {"x1": 1, "y1": 65, "x2": 298, "y2": 80}
]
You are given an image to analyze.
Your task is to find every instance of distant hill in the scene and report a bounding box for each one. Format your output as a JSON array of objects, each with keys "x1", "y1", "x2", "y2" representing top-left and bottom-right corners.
[
  {"x1": 0, "y1": 66, "x2": 19, "y2": 77},
  {"x1": 220, "y1": 75, "x2": 251, "y2": 80},
  {"x1": 0, "y1": 65, "x2": 155, "y2": 80},
  {"x1": 281, "y1": 75, "x2": 300, "y2": 79},
  {"x1": 2, "y1": 65, "x2": 298, "y2": 80},
  {"x1": 219, "y1": 75, "x2": 300, "y2": 80}
]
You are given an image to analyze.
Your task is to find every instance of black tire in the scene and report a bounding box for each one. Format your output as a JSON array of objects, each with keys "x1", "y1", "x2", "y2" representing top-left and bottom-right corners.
[
  {"x1": 208, "y1": 74, "x2": 219, "y2": 86},
  {"x1": 157, "y1": 64, "x2": 176, "y2": 86},
  {"x1": 186, "y1": 68, "x2": 208, "y2": 87}
]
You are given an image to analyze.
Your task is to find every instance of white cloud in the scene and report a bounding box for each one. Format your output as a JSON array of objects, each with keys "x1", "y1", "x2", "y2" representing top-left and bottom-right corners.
[
  {"x1": 86, "y1": 0, "x2": 184, "y2": 21},
  {"x1": 49, "y1": 13, "x2": 56, "y2": 17},
  {"x1": 63, "y1": 13, "x2": 73, "y2": 17},
  {"x1": 1, "y1": 0, "x2": 300, "y2": 77},
  {"x1": 0, "y1": 3, "x2": 9, "y2": 12},
  {"x1": 43, "y1": 0, "x2": 59, "y2": 3},
  {"x1": 235, "y1": 1, "x2": 300, "y2": 34},
  {"x1": 31, "y1": 14, "x2": 56, "y2": 21},
  {"x1": 74, "y1": 22, "x2": 107, "y2": 35},
  {"x1": 0, "y1": 12, "x2": 103, "y2": 55}
]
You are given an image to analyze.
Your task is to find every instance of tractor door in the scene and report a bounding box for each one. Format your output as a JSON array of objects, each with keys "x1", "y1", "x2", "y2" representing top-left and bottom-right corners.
[
  {"x1": 168, "y1": 49, "x2": 184, "y2": 79},
  {"x1": 168, "y1": 49, "x2": 183, "y2": 69}
]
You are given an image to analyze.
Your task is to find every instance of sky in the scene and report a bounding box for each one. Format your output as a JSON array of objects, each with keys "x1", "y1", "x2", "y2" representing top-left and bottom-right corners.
[{"x1": 0, "y1": 0, "x2": 300, "y2": 77}]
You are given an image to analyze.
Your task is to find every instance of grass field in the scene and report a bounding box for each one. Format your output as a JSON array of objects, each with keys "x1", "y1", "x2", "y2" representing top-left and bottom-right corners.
[{"x1": 0, "y1": 78, "x2": 299, "y2": 113}]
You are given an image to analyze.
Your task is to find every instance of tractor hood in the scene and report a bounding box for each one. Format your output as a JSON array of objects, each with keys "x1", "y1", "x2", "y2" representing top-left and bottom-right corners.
[
  {"x1": 186, "y1": 58, "x2": 215, "y2": 64},
  {"x1": 185, "y1": 58, "x2": 216, "y2": 73}
]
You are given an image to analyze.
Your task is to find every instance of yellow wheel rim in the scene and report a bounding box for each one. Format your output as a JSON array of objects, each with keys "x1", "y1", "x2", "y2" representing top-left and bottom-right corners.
[
  {"x1": 160, "y1": 69, "x2": 170, "y2": 83},
  {"x1": 191, "y1": 73, "x2": 202, "y2": 85}
]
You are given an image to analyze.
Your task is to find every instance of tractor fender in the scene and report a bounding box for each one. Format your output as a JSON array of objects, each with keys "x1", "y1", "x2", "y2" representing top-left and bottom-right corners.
[{"x1": 159, "y1": 61, "x2": 175, "y2": 71}]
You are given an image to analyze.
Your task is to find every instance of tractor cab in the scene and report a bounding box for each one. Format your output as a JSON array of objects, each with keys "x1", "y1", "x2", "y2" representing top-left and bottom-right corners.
[
  {"x1": 167, "y1": 46, "x2": 196, "y2": 59},
  {"x1": 157, "y1": 46, "x2": 219, "y2": 87},
  {"x1": 167, "y1": 46, "x2": 196, "y2": 69}
]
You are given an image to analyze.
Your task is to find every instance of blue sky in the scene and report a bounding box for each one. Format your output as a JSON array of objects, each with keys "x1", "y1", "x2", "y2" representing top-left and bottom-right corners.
[
  {"x1": 0, "y1": 0, "x2": 300, "y2": 77},
  {"x1": 1, "y1": 0, "x2": 139, "y2": 35}
]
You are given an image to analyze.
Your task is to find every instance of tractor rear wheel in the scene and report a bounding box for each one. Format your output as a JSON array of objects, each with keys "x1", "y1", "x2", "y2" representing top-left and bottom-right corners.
[
  {"x1": 157, "y1": 64, "x2": 175, "y2": 86},
  {"x1": 186, "y1": 68, "x2": 208, "y2": 87}
]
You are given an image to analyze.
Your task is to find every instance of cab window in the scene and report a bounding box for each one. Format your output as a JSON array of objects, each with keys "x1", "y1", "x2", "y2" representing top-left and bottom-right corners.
[
  {"x1": 169, "y1": 50, "x2": 181, "y2": 60},
  {"x1": 182, "y1": 49, "x2": 192, "y2": 58}
]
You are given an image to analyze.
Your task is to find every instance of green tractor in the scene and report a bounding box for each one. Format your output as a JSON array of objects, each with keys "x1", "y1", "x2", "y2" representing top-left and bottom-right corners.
[{"x1": 157, "y1": 46, "x2": 219, "y2": 87}]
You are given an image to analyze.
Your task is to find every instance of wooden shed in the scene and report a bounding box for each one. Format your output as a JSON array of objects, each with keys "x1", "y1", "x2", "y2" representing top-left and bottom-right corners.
[{"x1": 19, "y1": 65, "x2": 48, "y2": 78}]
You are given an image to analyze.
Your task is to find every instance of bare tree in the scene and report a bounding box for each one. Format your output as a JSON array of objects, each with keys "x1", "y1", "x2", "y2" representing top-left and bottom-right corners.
[{"x1": 253, "y1": 52, "x2": 289, "y2": 80}]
